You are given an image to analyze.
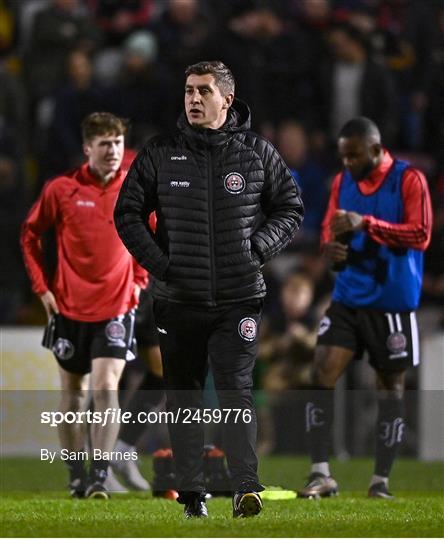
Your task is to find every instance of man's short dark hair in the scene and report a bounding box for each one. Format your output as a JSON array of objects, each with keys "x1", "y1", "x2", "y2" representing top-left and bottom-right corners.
[
  {"x1": 338, "y1": 117, "x2": 381, "y2": 142},
  {"x1": 185, "y1": 61, "x2": 235, "y2": 96},
  {"x1": 81, "y1": 112, "x2": 128, "y2": 142}
]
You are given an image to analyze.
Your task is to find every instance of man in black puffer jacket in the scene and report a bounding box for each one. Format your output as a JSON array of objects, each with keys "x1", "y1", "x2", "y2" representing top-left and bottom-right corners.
[{"x1": 115, "y1": 61, "x2": 304, "y2": 518}]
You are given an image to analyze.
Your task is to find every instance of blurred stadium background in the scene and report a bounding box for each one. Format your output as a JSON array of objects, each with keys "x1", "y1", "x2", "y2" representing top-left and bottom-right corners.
[{"x1": 1, "y1": 0, "x2": 443, "y2": 467}]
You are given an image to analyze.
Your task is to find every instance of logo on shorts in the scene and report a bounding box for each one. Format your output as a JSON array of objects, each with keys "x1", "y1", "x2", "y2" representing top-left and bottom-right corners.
[
  {"x1": 238, "y1": 317, "x2": 257, "y2": 341},
  {"x1": 53, "y1": 338, "x2": 75, "y2": 361},
  {"x1": 386, "y1": 332, "x2": 407, "y2": 354},
  {"x1": 105, "y1": 321, "x2": 126, "y2": 341},
  {"x1": 318, "y1": 316, "x2": 331, "y2": 336},
  {"x1": 224, "y1": 172, "x2": 245, "y2": 194}
]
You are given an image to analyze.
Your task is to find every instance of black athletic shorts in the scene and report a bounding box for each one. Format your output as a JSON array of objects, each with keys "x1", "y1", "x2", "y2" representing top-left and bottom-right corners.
[
  {"x1": 316, "y1": 301, "x2": 420, "y2": 372},
  {"x1": 42, "y1": 310, "x2": 137, "y2": 375}
]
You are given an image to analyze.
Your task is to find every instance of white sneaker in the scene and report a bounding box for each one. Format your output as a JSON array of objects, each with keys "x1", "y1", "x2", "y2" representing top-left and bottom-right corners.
[
  {"x1": 111, "y1": 459, "x2": 150, "y2": 491},
  {"x1": 104, "y1": 468, "x2": 128, "y2": 493}
]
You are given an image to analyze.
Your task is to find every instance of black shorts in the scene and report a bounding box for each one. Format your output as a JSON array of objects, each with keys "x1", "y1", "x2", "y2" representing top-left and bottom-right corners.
[
  {"x1": 42, "y1": 311, "x2": 137, "y2": 375},
  {"x1": 317, "y1": 301, "x2": 420, "y2": 372}
]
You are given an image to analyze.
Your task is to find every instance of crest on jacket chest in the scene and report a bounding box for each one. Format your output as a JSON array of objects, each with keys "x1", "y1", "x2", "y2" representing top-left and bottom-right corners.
[{"x1": 224, "y1": 172, "x2": 245, "y2": 194}]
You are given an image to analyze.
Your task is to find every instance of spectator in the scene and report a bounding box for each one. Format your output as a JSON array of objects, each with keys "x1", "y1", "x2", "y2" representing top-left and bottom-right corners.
[
  {"x1": 254, "y1": 7, "x2": 315, "y2": 129},
  {"x1": 316, "y1": 23, "x2": 397, "y2": 146},
  {"x1": 0, "y1": 59, "x2": 27, "y2": 158},
  {"x1": 0, "y1": 58, "x2": 28, "y2": 323},
  {"x1": 0, "y1": 0, "x2": 17, "y2": 56},
  {"x1": 0, "y1": 137, "x2": 27, "y2": 323},
  {"x1": 261, "y1": 272, "x2": 316, "y2": 390},
  {"x1": 203, "y1": 2, "x2": 266, "y2": 130},
  {"x1": 375, "y1": 0, "x2": 437, "y2": 150},
  {"x1": 336, "y1": 1, "x2": 437, "y2": 151},
  {"x1": 42, "y1": 50, "x2": 112, "y2": 177},
  {"x1": 424, "y1": 2, "x2": 444, "y2": 167},
  {"x1": 296, "y1": 0, "x2": 332, "y2": 72},
  {"x1": 25, "y1": 0, "x2": 101, "y2": 102},
  {"x1": 205, "y1": 4, "x2": 314, "y2": 133},
  {"x1": 109, "y1": 31, "x2": 174, "y2": 145},
  {"x1": 87, "y1": 0, "x2": 156, "y2": 46},
  {"x1": 276, "y1": 120, "x2": 329, "y2": 240},
  {"x1": 150, "y1": 0, "x2": 209, "y2": 115}
]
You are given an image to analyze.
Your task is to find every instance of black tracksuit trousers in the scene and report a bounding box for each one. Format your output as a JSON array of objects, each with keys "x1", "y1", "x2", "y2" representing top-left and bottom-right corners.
[{"x1": 153, "y1": 297, "x2": 263, "y2": 499}]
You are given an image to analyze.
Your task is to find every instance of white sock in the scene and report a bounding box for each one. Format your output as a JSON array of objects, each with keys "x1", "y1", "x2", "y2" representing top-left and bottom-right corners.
[
  {"x1": 370, "y1": 475, "x2": 388, "y2": 487},
  {"x1": 113, "y1": 439, "x2": 135, "y2": 454},
  {"x1": 311, "y1": 462, "x2": 330, "y2": 477}
]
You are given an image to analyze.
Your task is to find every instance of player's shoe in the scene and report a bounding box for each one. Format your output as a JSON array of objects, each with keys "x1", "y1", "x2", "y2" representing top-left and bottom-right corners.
[
  {"x1": 69, "y1": 477, "x2": 86, "y2": 498},
  {"x1": 183, "y1": 497, "x2": 208, "y2": 518},
  {"x1": 85, "y1": 481, "x2": 110, "y2": 499},
  {"x1": 232, "y1": 491, "x2": 263, "y2": 518},
  {"x1": 368, "y1": 482, "x2": 394, "y2": 499},
  {"x1": 297, "y1": 472, "x2": 339, "y2": 499},
  {"x1": 110, "y1": 458, "x2": 150, "y2": 491},
  {"x1": 104, "y1": 468, "x2": 128, "y2": 493}
]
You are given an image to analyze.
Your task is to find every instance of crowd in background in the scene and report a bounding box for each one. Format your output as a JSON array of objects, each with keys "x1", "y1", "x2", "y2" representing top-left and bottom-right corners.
[{"x1": 1, "y1": 0, "x2": 443, "y2": 454}]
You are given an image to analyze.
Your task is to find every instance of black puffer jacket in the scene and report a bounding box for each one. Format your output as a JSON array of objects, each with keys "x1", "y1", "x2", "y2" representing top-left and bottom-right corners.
[{"x1": 114, "y1": 99, "x2": 304, "y2": 305}]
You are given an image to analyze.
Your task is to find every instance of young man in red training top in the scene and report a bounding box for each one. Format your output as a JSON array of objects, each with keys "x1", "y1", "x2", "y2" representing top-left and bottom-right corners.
[
  {"x1": 298, "y1": 116, "x2": 432, "y2": 500},
  {"x1": 21, "y1": 112, "x2": 148, "y2": 499}
]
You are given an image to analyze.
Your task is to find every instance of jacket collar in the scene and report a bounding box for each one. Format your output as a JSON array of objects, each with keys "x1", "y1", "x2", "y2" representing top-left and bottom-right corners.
[{"x1": 177, "y1": 98, "x2": 251, "y2": 147}]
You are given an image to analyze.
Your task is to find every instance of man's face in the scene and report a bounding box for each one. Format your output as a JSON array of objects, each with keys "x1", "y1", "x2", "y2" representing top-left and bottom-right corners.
[
  {"x1": 338, "y1": 135, "x2": 378, "y2": 180},
  {"x1": 83, "y1": 133, "x2": 124, "y2": 177},
  {"x1": 185, "y1": 73, "x2": 233, "y2": 129}
]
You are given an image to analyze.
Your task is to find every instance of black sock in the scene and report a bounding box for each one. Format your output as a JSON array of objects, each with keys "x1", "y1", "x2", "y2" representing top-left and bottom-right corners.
[
  {"x1": 66, "y1": 457, "x2": 86, "y2": 483},
  {"x1": 90, "y1": 459, "x2": 109, "y2": 483},
  {"x1": 120, "y1": 372, "x2": 164, "y2": 446},
  {"x1": 374, "y1": 396, "x2": 405, "y2": 477},
  {"x1": 304, "y1": 386, "x2": 334, "y2": 464}
]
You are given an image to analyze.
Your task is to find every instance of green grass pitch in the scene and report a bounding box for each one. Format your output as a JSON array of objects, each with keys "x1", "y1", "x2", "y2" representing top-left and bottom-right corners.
[{"x1": 1, "y1": 456, "x2": 443, "y2": 537}]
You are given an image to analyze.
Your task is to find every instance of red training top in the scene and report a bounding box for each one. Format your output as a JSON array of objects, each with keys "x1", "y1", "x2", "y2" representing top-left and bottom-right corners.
[
  {"x1": 321, "y1": 150, "x2": 432, "y2": 250},
  {"x1": 21, "y1": 163, "x2": 148, "y2": 322}
]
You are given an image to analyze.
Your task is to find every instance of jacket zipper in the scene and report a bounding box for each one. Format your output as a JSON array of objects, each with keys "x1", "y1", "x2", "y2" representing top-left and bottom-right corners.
[{"x1": 207, "y1": 147, "x2": 216, "y2": 305}]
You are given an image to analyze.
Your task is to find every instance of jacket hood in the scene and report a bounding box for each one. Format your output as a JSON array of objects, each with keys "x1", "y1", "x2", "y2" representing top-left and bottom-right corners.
[
  {"x1": 224, "y1": 98, "x2": 251, "y2": 132},
  {"x1": 177, "y1": 98, "x2": 251, "y2": 146}
]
